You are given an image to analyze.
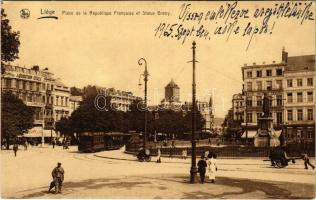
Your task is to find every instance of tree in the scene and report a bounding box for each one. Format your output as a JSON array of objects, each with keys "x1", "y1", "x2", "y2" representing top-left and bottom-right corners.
[
  {"x1": 1, "y1": 8, "x2": 20, "y2": 64},
  {"x1": 70, "y1": 94, "x2": 128, "y2": 133},
  {"x1": 155, "y1": 110, "x2": 184, "y2": 136},
  {"x1": 126, "y1": 99, "x2": 145, "y2": 132},
  {"x1": 1, "y1": 92, "x2": 34, "y2": 149},
  {"x1": 55, "y1": 117, "x2": 73, "y2": 137},
  {"x1": 183, "y1": 111, "x2": 205, "y2": 133}
]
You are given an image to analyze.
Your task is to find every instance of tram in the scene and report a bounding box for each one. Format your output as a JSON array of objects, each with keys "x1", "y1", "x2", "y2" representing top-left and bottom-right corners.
[{"x1": 78, "y1": 132, "x2": 129, "y2": 152}]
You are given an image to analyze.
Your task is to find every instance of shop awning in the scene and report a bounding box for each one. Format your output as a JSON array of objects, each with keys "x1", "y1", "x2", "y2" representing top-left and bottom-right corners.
[
  {"x1": 21, "y1": 127, "x2": 57, "y2": 138},
  {"x1": 241, "y1": 130, "x2": 257, "y2": 138}
]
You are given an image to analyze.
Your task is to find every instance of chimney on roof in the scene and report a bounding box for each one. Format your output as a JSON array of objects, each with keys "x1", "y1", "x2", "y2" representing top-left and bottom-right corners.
[
  {"x1": 282, "y1": 47, "x2": 288, "y2": 63},
  {"x1": 32, "y1": 65, "x2": 39, "y2": 71}
]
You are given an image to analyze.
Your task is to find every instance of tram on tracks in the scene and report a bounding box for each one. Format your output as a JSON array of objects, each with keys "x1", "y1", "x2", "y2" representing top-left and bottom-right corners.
[{"x1": 78, "y1": 132, "x2": 131, "y2": 152}]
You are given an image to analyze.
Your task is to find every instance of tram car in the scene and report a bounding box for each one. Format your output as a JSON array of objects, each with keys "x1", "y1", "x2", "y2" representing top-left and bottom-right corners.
[{"x1": 78, "y1": 132, "x2": 127, "y2": 152}]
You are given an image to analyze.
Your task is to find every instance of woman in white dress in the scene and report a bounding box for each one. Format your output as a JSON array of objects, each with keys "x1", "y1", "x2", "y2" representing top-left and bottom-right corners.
[{"x1": 207, "y1": 153, "x2": 217, "y2": 183}]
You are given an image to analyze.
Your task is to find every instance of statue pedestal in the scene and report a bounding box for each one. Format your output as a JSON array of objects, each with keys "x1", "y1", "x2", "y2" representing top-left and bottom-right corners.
[
  {"x1": 254, "y1": 136, "x2": 269, "y2": 147},
  {"x1": 269, "y1": 137, "x2": 280, "y2": 147},
  {"x1": 254, "y1": 117, "x2": 280, "y2": 147}
]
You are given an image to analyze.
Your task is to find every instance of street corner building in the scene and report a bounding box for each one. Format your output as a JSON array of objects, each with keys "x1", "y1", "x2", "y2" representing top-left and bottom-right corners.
[
  {"x1": 1, "y1": 64, "x2": 83, "y2": 140},
  {"x1": 228, "y1": 49, "x2": 315, "y2": 149}
]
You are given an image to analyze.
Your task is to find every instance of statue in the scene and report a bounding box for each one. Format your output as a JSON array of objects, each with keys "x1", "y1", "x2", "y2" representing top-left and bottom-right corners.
[{"x1": 262, "y1": 93, "x2": 270, "y2": 117}]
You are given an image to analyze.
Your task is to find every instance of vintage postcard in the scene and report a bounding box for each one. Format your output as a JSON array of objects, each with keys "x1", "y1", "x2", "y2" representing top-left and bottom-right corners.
[{"x1": 1, "y1": 1, "x2": 315, "y2": 199}]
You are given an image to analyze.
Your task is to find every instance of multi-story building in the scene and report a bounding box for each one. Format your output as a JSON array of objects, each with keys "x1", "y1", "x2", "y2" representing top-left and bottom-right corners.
[
  {"x1": 84, "y1": 85, "x2": 140, "y2": 112},
  {"x1": 54, "y1": 79, "x2": 71, "y2": 121},
  {"x1": 106, "y1": 88, "x2": 139, "y2": 112},
  {"x1": 42, "y1": 68, "x2": 55, "y2": 129},
  {"x1": 1, "y1": 64, "x2": 82, "y2": 140},
  {"x1": 239, "y1": 49, "x2": 315, "y2": 145},
  {"x1": 283, "y1": 55, "x2": 315, "y2": 144},
  {"x1": 69, "y1": 95, "x2": 82, "y2": 115},
  {"x1": 1, "y1": 65, "x2": 49, "y2": 127},
  {"x1": 241, "y1": 50, "x2": 286, "y2": 129},
  {"x1": 232, "y1": 93, "x2": 245, "y2": 122}
]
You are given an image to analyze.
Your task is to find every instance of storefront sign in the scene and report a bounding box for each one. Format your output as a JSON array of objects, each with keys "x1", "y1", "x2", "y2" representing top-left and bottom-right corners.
[{"x1": 16, "y1": 73, "x2": 42, "y2": 81}]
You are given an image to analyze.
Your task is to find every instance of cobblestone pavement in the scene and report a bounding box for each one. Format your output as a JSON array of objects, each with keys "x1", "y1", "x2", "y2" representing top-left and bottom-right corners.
[{"x1": 1, "y1": 145, "x2": 315, "y2": 199}]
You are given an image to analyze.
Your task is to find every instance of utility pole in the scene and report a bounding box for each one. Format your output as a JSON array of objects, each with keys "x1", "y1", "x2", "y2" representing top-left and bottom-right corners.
[
  {"x1": 138, "y1": 58, "x2": 149, "y2": 149},
  {"x1": 190, "y1": 41, "x2": 198, "y2": 183}
]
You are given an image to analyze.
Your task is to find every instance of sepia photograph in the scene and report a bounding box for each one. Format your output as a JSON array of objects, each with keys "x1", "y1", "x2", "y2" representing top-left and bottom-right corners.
[{"x1": 1, "y1": 0, "x2": 315, "y2": 199}]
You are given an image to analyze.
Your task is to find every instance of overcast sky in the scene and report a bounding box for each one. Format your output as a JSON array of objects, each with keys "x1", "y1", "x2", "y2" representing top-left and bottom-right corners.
[{"x1": 3, "y1": 1, "x2": 315, "y2": 118}]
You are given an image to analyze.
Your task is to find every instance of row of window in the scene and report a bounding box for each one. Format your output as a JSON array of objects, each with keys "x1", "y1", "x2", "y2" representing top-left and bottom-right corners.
[
  {"x1": 246, "y1": 68, "x2": 283, "y2": 78},
  {"x1": 246, "y1": 95, "x2": 283, "y2": 107},
  {"x1": 246, "y1": 80, "x2": 282, "y2": 91},
  {"x1": 246, "y1": 112, "x2": 283, "y2": 124},
  {"x1": 15, "y1": 92, "x2": 70, "y2": 108},
  {"x1": 245, "y1": 78, "x2": 314, "y2": 91},
  {"x1": 3, "y1": 78, "x2": 54, "y2": 91},
  {"x1": 286, "y1": 129, "x2": 314, "y2": 139},
  {"x1": 287, "y1": 109, "x2": 314, "y2": 121},
  {"x1": 55, "y1": 96, "x2": 69, "y2": 107},
  {"x1": 286, "y1": 91, "x2": 313, "y2": 103},
  {"x1": 240, "y1": 91, "x2": 314, "y2": 107},
  {"x1": 55, "y1": 111, "x2": 69, "y2": 121},
  {"x1": 245, "y1": 109, "x2": 315, "y2": 123},
  {"x1": 287, "y1": 78, "x2": 313, "y2": 87}
]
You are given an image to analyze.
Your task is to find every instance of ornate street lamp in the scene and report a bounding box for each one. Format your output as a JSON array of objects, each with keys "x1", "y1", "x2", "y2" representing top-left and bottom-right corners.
[
  {"x1": 138, "y1": 58, "x2": 149, "y2": 149},
  {"x1": 190, "y1": 41, "x2": 198, "y2": 183}
]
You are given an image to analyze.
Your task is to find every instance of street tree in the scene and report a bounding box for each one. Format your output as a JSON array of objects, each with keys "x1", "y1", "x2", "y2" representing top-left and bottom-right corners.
[
  {"x1": 1, "y1": 8, "x2": 20, "y2": 69},
  {"x1": 70, "y1": 94, "x2": 128, "y2": 133},
  {"x1": 55, "y1": 117, "x2": 73, "y2": 137},
  {"x1": 126, "y1": 99, "x2": 145, "y2": 132},
  {"x1": 155, "y1": 110, "x2": 184, "y2": 137},
  {"x1": 182, "y1": 110, "x2": 205, "y2": 133},
  {"x1": 1, "y1": 92, "x2": 34, "y2": 149}
]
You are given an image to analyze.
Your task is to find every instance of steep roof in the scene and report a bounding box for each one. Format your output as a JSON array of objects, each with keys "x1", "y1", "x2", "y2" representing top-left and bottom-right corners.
[
  {"x1": 285, "y1": 55, "x2": 315, "y2": 72},
  {"x1": 165, "y1": 79, "x2": 179, "y2": 89}
]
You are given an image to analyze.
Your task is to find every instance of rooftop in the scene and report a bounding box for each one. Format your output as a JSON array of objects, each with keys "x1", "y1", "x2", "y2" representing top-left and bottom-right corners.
[
  {"x1": 285, "y1": 55, "x2": 315, "y2": 72},
  {"x1": 165, "y1": 79, "x2": 180, "y2": 89}
]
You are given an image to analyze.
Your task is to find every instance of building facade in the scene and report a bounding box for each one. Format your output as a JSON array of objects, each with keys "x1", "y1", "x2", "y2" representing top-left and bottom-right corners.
[
  {"x1": 69, "y1": 95, "x2": 82, "y2": 115},
  {"x1": 1, "y1": 64, "x2": 80, "y2": 139},
  {"x1": 238, "y1": 49, "x2": 315, "y2": 144},
  {"x1": 283, "y1": 55, "x2": 315, "y2": 144},
  {"x1": 84, "y1": 85, "x2": 140, "y2": 112},
  {"x1": 1, "y1": 65, "x2": 52, "y2": 128},
  {"x1": 242, "y1": 58, "x2": 285, "y2": 129},
  {"x1": 54, "y1": 79, "x2": 71, "y2": 122},
  {"x1": 232, "y1": 93, "x2": 245, "y2": 122}
]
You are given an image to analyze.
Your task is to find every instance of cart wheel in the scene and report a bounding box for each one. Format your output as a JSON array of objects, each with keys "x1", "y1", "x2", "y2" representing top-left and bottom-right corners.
[
  {"x1": 146, "y1": 156, "x2": 151, "y2": 162},
  {"x1": 275, "y1": 160, "x2": 284, "y2": 168}
]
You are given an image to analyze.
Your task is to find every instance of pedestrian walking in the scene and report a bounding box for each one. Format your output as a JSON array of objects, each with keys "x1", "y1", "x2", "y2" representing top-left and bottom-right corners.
[
  {"x1": 182, "y1": 149, "x2": 187, "y2": 160},
  {"x1": 62, "y1": 138, "x2": 66, "y2": 149},
  {"x1": 207, "y1": 153, "x2": 218, "y2": 183},
  {"x1": 13, "y1": 143, "x2": 18, "y2": 157},
  {"x1": 302, "y1": 153, "x2": 315, "y2": 170},
  {"x1": 197, "y1": 155, "x2": 207, "y2": 183},
  {"x1": 51, "y1": 162, "x2": 65, "y2": 194},
  {"x1": 156, "y1": 147, "x2": 161, "y2": 163},
  {"x1": 52, "y1": 139, "x2": 55, "y2": 149},
  {"x1": 24, "y1": 139, "x2": 28, "y2": 150}
]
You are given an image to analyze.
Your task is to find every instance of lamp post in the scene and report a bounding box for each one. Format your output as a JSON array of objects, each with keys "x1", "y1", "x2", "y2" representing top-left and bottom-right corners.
[
  {"x1": 190, "y1": 41, "x2": 198, "y2": 183},
  {"x1": 138, "y1": 58, "x2": 149, "y2": 149}
]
